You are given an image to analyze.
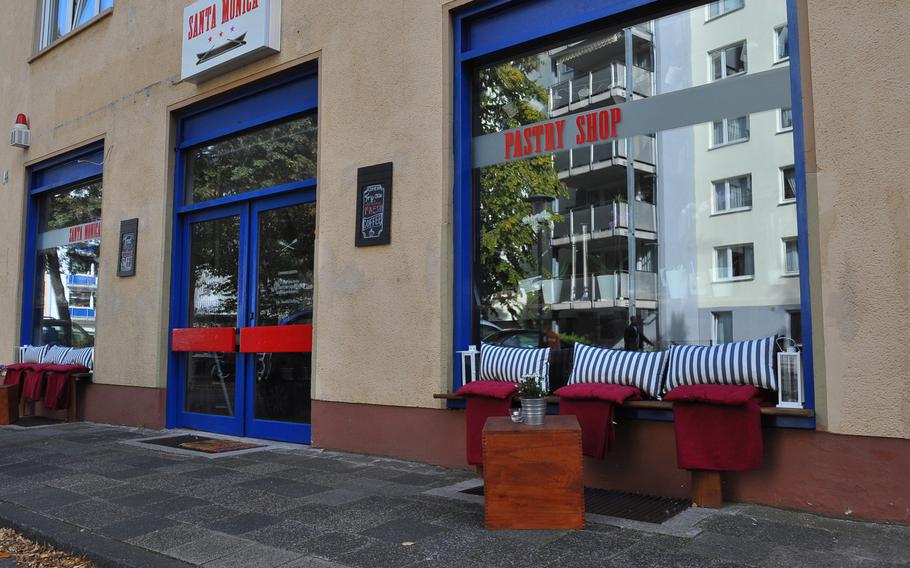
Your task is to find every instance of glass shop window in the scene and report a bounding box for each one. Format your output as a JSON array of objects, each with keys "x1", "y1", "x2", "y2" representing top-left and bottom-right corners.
[
  {"x1": 32, "y1": 179, "x2": 102, "y2": 347},
  {"x1": 184, "y1": 114, "x2": 317, "y2": 205},
  {"x1": 38, "y1": 0, "x2": 114, "y2": 49},
  {"x1": 469, "y1": 0, "x2": 798, "y2": 353}
]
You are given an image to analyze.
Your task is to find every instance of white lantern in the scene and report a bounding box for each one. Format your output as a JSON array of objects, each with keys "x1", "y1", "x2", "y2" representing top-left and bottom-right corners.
[
  {"x1": 777, "y1": 339, "x2": 803, "y2": 408},
  {"x1": 458, "y1": 344, "x2": 479, "y2": 384}
]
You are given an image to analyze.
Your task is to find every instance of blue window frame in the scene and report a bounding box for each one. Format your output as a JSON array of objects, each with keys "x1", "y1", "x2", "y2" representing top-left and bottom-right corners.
[
  {"x1": 23, "y1": 142, "x2": 104, "y2": 349},
  {"x1": 166, "y1": 67, "x2": 318, "y2": 435},
  {"x1": 452, "y1": 0, "x2": 814, "y2": 428}
]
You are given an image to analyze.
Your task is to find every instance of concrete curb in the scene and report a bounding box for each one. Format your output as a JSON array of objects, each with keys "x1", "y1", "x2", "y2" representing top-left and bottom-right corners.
[{"x1": 0, "y1": 502, "x2": 193, "y2": 568}]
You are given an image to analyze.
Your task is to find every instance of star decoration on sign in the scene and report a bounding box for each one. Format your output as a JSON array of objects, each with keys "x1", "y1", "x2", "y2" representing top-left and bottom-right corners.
[
  {"x1": 230, "y1": 26, "x2": 235, "y2": 32},
  {"x1": 208, "y1": 36, "x2": 212, "y2": 42},
  {"x1": 219, "y1": 31, "x2": 224, "y2": 37}
]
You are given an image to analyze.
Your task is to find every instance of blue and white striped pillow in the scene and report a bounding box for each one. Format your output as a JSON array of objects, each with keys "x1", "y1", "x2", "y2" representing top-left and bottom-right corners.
[
  {"x1": 20, "y1": 345, "x2": 50, "y2": 364},
  {"x1": 666, "y1": 336, "x2": 776, "y2": 392},
  {"x1": 480, "y1": 343, "x2": 550, "y2": 389},
  {"x1": 63, "y1": 347, "x2": 94, "y2": 370},
  {"x1": 43, "y1": 345, "x2": 72, "y2": 365},
  {"x1": 568, "y1": 343, "x2": 669, "y2": 399}
]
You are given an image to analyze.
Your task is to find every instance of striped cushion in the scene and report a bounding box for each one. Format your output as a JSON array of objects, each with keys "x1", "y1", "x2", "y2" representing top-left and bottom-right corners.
[
  {"x1": 63, "y1": 347, "x2": 94, "y2": 370},
  {"x1": 666, "y1": 336, "x2": 776, "y2": 392},
  {"x1": 479, "y1": 343, "x2": 550, "y2": 390},
  {"x1": 20, "y1": 345, "x2": 50, "y2": 364},
  {"x1": 43, "y1": 345, "x2": 72, "y2": 365},
  {"x1": 567, "y1": 343, "x2": 668, "y2": 399}
]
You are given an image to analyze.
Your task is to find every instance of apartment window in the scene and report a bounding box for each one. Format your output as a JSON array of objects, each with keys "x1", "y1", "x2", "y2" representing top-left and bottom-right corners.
[
  {"x1": 713, "y1": 312, "x2": 733, "y2": 344},
  {"x1": 781, "y1": 165, "x2": 796, "y2": 202},
  {"x1": 712, "y1": 174, "x2": 752, "y2": 213},
  {"x1": 38, "y1": 0, "x2": 113, "y2": 50},
  {"x1": 774, "y1": 24, "x2": 789, "y2": 62},
  {"x1": 715, "y1": 244, "x2": 754, "y2": 281},
  {"x1": 711, "y1": 116, "x2": 750, "y2": 147},
  {"x1": 710, "y1": 42, "x2": 747, "y2": 81},
  {"x1": 706, "y1": 0, "x2": 745, "y2": 20},
  {"x1": 778, "y1": 108, "x2": 794, "y2": 132},
  {"x1": 783, "y1": 238, "x2": 799, "y2": 275}
]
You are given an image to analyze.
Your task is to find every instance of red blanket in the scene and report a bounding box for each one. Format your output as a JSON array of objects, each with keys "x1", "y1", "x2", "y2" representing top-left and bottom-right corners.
[
  {"x1": 42, "y1": 365, "x2": 88, "y2": 410},
  {"x1": 3, "y1": 363, "x2": 33, "y2": 388},
  {"x1": 455, "y1": 381, "x2": 518, "y2": 466},
  {"x1": 21, "y1": 364, "x2": 55, "y2": 402},
  {"x1": 556, "y1": 383, "x2": 642, "y2": 459},
  {"x1": 665, "y1": 385, "x2": 763, "y2": 472}
]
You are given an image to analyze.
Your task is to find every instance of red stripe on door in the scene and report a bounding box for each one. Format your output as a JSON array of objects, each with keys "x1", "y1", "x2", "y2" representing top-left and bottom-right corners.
[
  {"x1": 171, "y1": 328, "x2": 236, "y2": 352},
  {"x1": 239, "y1": 325, "x2": 313, "y2": 353}
]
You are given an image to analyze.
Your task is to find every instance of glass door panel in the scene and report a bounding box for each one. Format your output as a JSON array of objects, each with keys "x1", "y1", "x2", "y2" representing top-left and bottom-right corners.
[
  {"x1": 184, "y1": 214, "x2": 241, "y2": 419},
  {"x1": 249, "y1": 201, "x2": 315, "y2": 431}
]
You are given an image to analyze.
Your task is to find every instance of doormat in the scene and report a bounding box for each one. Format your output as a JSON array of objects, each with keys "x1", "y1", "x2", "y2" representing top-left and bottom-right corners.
[
  {"x1": 461, "y1": 485, "x2": 690, "y2": 524},
  {"x1": 137, "y1": 434, "x2": 263, "y2": 454},
  {"x1": 11, "y1": 416, "x2": 65, "y2": 428}
]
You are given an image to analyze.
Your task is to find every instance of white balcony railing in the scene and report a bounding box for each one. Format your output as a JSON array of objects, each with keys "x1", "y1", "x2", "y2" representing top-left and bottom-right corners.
[
  {"x1": 553, "y1": 136, "x2": 656, "y2": 174},
  {"x1": 552, "y1": 201, "x2": 656, "y2": 241},
  {"x1": 549, "y1": 62, "x2": 653, "y2": 112}
]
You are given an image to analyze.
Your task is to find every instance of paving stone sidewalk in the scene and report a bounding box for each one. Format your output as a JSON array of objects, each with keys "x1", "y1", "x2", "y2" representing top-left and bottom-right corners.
[{"x1": 0, "y1": 422, "x2": 907, "y2": 568}]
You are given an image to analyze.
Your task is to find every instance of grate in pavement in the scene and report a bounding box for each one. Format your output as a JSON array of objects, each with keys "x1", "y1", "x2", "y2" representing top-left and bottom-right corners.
[
  {"x1": 461, "y1": 485, "x2": 690, "y2": 524},
  {"x1": 135, "y1": 434, "x2": 263, "y2": 454}
]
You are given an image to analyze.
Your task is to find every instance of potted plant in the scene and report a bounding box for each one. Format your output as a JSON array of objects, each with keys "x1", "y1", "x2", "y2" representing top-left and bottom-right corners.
[{"x1": 511, "y1": 373, "x2": 548, "y2": 426}]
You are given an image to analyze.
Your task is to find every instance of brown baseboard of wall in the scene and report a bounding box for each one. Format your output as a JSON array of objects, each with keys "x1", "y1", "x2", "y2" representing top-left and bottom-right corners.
[
  {"x1": 79, "y1": 383, "x2": 167, "y2": 429},
  {"x1": 311, "y1": 399, "x2": 910, "y2": 525}
]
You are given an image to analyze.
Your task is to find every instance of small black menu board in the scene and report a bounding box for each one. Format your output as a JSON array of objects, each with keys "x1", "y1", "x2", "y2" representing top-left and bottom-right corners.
[
  {"x1": 117, "y1": 218, "x2": 139, "y2": 277},
  {"x1": 355, "y1": 162, "x2": 393, "y2": 247}
]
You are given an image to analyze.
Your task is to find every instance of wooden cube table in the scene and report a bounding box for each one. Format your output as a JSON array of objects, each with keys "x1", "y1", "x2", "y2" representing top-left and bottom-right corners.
[
  {"x1": 482, "y1": 415, "x2": 584, "y2": 529},
  {"x1": 0, "y1": 384, "x2": 18, "y2": 425}
]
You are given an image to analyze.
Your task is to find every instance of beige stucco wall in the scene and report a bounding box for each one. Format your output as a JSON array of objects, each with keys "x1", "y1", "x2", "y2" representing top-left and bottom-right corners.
[
  {"x1": 804, "y1": 0, "x2": 910, "y2": 439},
  {"x1": 1, "y1": 0, "x2": 908, "y2": 438},
  {"x1": 0, "y1": 0, "x2": 455, "y2": 408}
]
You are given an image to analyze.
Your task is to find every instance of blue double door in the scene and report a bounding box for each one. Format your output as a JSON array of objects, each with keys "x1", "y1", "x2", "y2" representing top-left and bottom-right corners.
[{"x1": 175, "y1": 191, "x2": 316, "y2": 443}]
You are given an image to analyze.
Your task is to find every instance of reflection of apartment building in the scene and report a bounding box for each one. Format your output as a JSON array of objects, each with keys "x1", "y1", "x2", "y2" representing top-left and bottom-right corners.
[
  {"x1": 690, "y1": 0, "x2": 799, "y2": 345},
  {"x1": 543, "y1": 24, "x2": 659, "y2": 347},
  {"x1": 655, "y1": 0, "x2": 799, "y2": 347}
]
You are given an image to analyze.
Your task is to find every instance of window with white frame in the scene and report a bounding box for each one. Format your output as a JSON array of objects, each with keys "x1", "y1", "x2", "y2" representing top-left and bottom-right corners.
[
  {"x1": 712, "y1": 311, "x2": 733, "y2": 344},
  {"x1": 781, "y1": 165, "x2": 796, "y2": 202},
  {"x1": 712, "y1": 174, "x2": 752, "y2": 213},
  {"x1": 715, "y1": 244, "x2": 754, "y2": 281},
  {"x1": 710, "y1": 41, "x2": 746, "y2": 81},
  {"x1": 38, "y1": 0, "x2": 113, "y2": 50},
  {"x1": 783, "y1": 237, "x2": 799, "y2": 275},
  {"x1": 774, "y1": 24, "x2": 789, "y2": 62},
  {"x1": 778, "y1": 108, "x2": 794, "y2": 132},
  {"x1": 706, "y1": 0, "x2": 745, "y2": 20},
  {"x1": 711, "y1": 116, "x2": 749, "y2": 147}
]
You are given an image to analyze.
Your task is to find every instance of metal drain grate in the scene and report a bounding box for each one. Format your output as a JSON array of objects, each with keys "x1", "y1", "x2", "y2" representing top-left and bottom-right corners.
[{"x1": 461, "y1": 485, "x2": 690, "y2": 524}]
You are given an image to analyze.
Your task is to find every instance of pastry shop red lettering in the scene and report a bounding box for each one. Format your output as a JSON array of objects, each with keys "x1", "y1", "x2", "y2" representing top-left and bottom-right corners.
[
  {"x1": 503, "y1": 119, "x2": 566, "y2": 161},
  {"x1": 575, "y1": 108, "x2": 622, "y2": 145}
]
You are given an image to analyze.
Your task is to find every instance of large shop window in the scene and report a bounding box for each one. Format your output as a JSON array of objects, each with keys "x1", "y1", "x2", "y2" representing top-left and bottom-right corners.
[
  {"x1": 464, "y1": 0, "x2": 803, "y2": 356},
  {"x1": 26, "y1": 145, "x2": 104, "y2": 347}
]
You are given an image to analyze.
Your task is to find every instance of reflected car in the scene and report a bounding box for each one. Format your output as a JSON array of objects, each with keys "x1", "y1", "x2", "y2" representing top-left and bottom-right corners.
[{"x1": 41, "y1": 318, "x2": 94, "y2": 348}]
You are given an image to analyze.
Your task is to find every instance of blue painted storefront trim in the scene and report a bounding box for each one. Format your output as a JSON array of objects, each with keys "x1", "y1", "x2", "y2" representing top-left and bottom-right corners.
[
  {"x1": 452, "y1": 0, "x2": 815, "y2": 428},
  {"x1": 166, "y1": 66, "x2": 318, "y2": 443}
]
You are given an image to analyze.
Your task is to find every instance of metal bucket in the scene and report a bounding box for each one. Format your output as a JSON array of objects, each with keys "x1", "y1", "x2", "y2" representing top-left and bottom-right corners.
[{"x1": 518, "y1": 397, "x2": 547, "y2": 426}]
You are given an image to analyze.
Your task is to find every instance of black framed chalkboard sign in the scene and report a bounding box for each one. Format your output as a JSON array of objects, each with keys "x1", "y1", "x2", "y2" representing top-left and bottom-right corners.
[
  {"x1": 117, "y1": 218, "x2": 139, "y2": 277},
  {"x1": 355, "y1": 162, "x2": 393, "y2": 247}
]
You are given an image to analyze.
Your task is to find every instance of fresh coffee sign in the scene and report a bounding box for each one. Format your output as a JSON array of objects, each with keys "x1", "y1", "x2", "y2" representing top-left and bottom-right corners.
[
  {"x1": 355, "y1": 163, "x2": 393, "y2": 247},
  {"x1": 181, "y1": 0, "x2": 281, "y2": 83}
]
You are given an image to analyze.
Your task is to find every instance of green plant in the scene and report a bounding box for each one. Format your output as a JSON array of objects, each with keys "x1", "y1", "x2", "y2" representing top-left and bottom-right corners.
[
  {"x1": 555, "y1": 332, "x2": 591, "y2": 346},
  {"x1": 516, "y1": 373, "x2": 547, "y2": 398}
]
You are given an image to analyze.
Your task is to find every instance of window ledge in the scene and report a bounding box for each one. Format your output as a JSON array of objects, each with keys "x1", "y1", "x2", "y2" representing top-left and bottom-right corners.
[
  {"x1": 713, "y1": 275, "x2": 754, "y2": 283},
  {"x1": 29, "y1": 7, "x2": 113, "y2": 64},
  {"x1": 709, "y1": 138, "x2": 749, "y2": 151},
  {"x1": 776, "y1": 127, "x2": 794, "y2": 135},
  {"x1": 773, "y1": 57, "x2": 791, "y2": 65},
  {"x1": 710, "y1": 207, "x2": 751, "y2": 217},
  {"x1": 782, "y1": 272, "x2": 800, "y2": 278},
  {"x1": 778, "y1": 199, "x2": 796, "y2": 206}
]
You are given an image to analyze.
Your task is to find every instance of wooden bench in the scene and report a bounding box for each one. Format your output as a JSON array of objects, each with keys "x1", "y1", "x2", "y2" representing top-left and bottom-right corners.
[
  {"x1": 435, "y1": 391, "x2": 814, "y2": 508},
  {"x1": 3, "y1": 369, "x2": 92, "y2": 424}
]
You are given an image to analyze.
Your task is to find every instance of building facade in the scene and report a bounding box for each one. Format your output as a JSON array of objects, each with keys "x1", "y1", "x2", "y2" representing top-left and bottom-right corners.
[{"x1": 1, "y1": 0, "x2": 909, "y2": 524}]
